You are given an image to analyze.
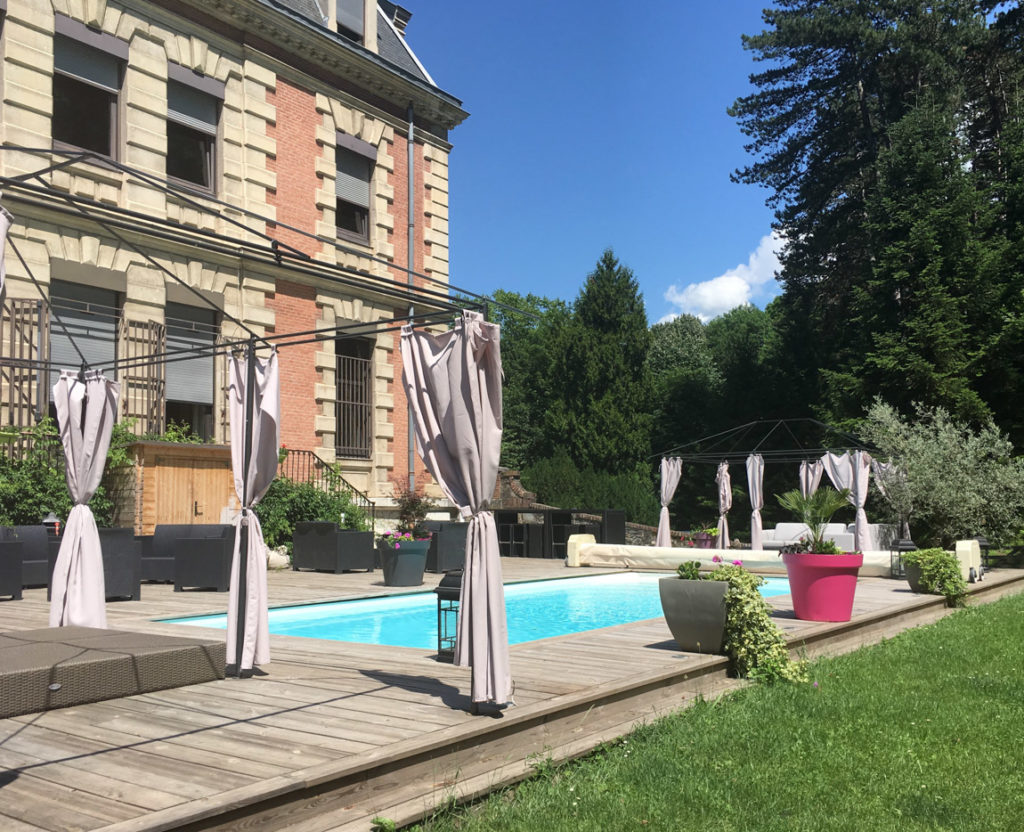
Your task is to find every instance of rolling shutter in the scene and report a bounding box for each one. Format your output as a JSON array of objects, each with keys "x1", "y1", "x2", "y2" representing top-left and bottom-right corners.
[
  {"x1": 48, "y1": 281, "x2": 118, "y2": 389},
  {"x1": 165, "y1": 302, "x2": 217, "y2": 405}
]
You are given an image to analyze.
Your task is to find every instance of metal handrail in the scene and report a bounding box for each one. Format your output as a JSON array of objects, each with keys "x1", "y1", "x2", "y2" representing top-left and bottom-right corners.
[{"x1": 276, "y1": 448, "x2": 376, "y2": 525}]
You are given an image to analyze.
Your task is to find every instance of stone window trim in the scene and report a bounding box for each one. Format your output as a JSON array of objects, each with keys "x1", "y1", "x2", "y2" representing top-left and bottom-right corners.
[
  {"x1": 51, "y1": 16, "x2": 128, "y2": 161},
  {"x1": 54, "y1": 15, "x2": 129, "y2": 63},
  {"x1": 165, "y1": 63, "x2": 225, "y2": 195}
]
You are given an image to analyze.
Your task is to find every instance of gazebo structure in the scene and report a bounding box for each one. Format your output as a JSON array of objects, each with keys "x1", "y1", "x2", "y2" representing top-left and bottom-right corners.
[
  {"x1": 0, "y1": 148, "x2": 522, "y2": 708},
  {"x1": 652, "y1": 418, "x2": 887, "y2": 551}
]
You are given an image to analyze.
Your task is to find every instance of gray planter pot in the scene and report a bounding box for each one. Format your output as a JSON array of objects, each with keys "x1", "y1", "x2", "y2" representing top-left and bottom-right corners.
[
  {"x1": 379, "y1": 540, "x2": 429, "y2": 586},
  {"x1": 658, "y1": 577, "x2": 728, "y2": 654},
  {"x1": 905, "y1": 561, "x2": 925, "y2": 594}
]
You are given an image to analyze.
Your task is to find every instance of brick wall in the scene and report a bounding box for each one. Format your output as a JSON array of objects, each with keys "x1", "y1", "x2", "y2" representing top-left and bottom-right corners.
[{"x1": 264, "y1": 78, "x2": 322, "y2": 452}]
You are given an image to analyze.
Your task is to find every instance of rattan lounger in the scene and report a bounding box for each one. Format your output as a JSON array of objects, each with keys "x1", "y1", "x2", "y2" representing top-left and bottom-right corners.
[{"x1": 0, "y1": 626, "x2": 226, "y2": 720}]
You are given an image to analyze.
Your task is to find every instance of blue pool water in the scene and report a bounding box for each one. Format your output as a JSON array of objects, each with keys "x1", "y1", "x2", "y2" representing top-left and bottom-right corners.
[{"x1": 167, "y1": 572, "x2": 790, "y2": 649}]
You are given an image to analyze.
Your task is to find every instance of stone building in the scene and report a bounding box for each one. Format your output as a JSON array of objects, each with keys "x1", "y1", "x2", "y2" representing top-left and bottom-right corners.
[{"x1": 0, "y1": 0, "x2": 467, "y2": 504}]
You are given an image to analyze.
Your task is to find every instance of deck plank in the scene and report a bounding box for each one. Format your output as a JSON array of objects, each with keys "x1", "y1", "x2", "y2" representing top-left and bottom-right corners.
[{"x1": 1, "y1": 560, "x2": 1021, "y2": 832}]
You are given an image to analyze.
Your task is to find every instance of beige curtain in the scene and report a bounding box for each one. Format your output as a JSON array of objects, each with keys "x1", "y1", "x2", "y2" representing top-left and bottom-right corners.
[
  {"x1": 226, "y1": 349, "x2": 280, "y2": 672},
  {"x1": 716, "y1": 462, "x2": 731, "y2": 547},
  {"x1": 823, "y1": 450, "x2": 872, "y2": 550},
  {"x1": 746, "y1": 453, "x2": 764, "y2": 550},
  {"x1": 49, "y1": 370, "x2": 120, "y2": 628},
  {"x1": 400, "y1": 311, "x2": 512, "y2": 706},
  {"x1": 799, "y1": 459, "x2": 824, "y2": 499},
  {"x1": 656, "y1": 457, "x2": 682, "y2": 547}
]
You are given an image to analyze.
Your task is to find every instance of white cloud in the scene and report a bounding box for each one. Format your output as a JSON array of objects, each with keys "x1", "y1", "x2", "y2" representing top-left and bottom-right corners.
[{"x1": 663, "y1": 232, "x2": 783, "y2": 322}]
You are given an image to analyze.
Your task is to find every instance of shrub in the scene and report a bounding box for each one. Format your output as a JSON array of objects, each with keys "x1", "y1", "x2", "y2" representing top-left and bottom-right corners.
[
  {"x1": 0, "y1": 418, "x2": 135, "y2": 528},
  {"x1": 861, "y1": 400, "x2": 1024, "y2": 547},
  {"x1": 522, "y1": 449, "x2": 659, "y2": 525},
  {"x1": 903, "y1": 547, "x2": 968, "y2": 607},
  {"x1": 254, "y1": 477, "x2": 368, "y2": 552}
]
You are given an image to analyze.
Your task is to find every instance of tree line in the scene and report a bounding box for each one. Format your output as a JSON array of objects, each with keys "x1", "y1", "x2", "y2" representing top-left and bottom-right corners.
[{"x1": 490, "y1": 1, "x2": 1024, "y2": 541}]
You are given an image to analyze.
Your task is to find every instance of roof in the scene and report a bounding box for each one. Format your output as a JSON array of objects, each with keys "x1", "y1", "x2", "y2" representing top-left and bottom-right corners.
[
  {"x1": 275, "y1": 0, "x2": 326, "y2": 25},
  {"x1": 270, "y1": 0, "x2": 432, "y2": 86}
]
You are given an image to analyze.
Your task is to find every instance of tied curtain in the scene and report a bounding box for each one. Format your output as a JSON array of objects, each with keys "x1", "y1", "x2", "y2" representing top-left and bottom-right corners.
[
  {"x1": 746, "y1": 454, "x2": 764, "y2": 551},
  {"x1": 400, "y1": 311, "x2": 512, "y2": 706},
  {"x1": 49, "y1": 370, "x2": 120, "y2": 628},
  {"x1": 823, "y1": 450, "x2": 872, "y2": 551},
  {"x1": 226, "y1": 349, "x2": 280, "y2": 672},
  {"x1": 656, "y1": 457, "x2": 682, "y2": 548},
  {"x1": 799, "y1": 459, "x2": 824, "y2": 499},
  {"x1": 715, "y1": 462, "x2": 731, "y2": 547}
]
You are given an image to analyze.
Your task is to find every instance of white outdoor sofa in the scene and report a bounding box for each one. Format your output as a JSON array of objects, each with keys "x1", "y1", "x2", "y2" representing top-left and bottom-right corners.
[
  {"x1": 566, "y1": 535, "x2": 895, "y2": 577},
  {"x1": 760, "y1": 523, "x2": 853, "y2": 551}
]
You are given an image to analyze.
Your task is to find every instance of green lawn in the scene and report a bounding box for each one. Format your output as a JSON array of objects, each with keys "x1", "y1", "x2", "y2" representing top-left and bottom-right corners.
[{"x1": 413, "y1": 591, "x2": 1024, "y2": 831}]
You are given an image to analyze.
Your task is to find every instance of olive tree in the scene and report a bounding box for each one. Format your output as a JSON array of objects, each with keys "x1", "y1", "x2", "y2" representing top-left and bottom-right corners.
[{"x1": 860, "y1": 400, "x2": 1024, "y2": 547}]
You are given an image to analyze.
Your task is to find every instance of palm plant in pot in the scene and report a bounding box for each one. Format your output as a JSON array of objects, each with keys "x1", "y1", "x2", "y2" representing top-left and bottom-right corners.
[{"x1": 775, "y1": 486, "x2": 863, "y2": 622}]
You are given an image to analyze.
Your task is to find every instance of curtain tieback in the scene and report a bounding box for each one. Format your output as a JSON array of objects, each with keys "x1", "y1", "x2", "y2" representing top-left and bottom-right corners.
[{"x1": 460, "y1": 500, "x2": 490, "y2": 521}]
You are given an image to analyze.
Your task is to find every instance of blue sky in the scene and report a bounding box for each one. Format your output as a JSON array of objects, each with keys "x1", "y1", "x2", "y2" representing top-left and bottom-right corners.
[{"x1": 407, "y1": 1, "x2": 783, "y2": 324}]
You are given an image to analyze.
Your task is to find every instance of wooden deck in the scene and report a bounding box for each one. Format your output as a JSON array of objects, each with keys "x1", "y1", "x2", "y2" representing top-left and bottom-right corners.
[{"x1": 1, "y1": 559, "x2": 1022, "y2": 832}]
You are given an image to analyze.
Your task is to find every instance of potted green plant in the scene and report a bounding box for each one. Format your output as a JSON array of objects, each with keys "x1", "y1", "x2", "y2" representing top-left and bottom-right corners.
[
  {"x1": 902, "y1": 547, "x2": 968, "y2": 607},
  {"x1": 775, "y1": 486, "x2": 863, "y2": 622},
  {"x1": 690, "y1": 525, "x2": 719, "y2": 549},
  {"x1": 378, "y1": 484, "x2": 435, "y2": 586},
  {"x1": 659, "y1": 561, "x2": 806, "y2": 683}
]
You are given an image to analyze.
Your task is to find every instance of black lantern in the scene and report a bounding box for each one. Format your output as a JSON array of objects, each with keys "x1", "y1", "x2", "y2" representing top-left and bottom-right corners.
[
  {"x1": 433, "y1": 569, "x2": 463, "y2": 663},
  {"x1": 890, "y1": 539, "x2": 917, "y2": 578},
  {"x1": 42, "y1": 511, "x2": 61, "y2": 537}
]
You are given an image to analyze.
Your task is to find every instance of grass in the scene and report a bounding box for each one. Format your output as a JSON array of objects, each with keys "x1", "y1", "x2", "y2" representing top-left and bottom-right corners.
[{"x1": 415, "y1": 591, "x2": 1024, "y2": 831}]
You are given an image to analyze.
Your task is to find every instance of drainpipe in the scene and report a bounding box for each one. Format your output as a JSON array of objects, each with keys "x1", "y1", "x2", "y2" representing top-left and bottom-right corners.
[{"x1": 407, "y1": 102, "x2": 416, "y2": 494}]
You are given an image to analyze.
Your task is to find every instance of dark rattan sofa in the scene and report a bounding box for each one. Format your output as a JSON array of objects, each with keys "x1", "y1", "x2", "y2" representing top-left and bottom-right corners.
[
  {"x1": 291, "y1": 522, "x2": 374, "y2": 573},
  {"x1": 423, "y1": 521, "x2": 468, "y2": 573},
  {"x1": 147, "y1": 524, "x2": 234, "y2": 592}
]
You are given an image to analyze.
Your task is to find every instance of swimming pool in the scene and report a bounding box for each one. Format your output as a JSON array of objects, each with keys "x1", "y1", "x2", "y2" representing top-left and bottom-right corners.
[{"x1": 167, "y1": 572, "x2": 791, "y2": 649}]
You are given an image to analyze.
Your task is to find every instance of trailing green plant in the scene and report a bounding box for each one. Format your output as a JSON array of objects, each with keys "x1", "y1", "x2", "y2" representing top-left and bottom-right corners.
[
  {"x1": 903, "y1": 547, "x2": 968, "y2": 607},
  {"x1": 254, "y1": 476, "x2": 368, "y2": 553},
  {"x1": 775, "y1": 486, "x2": 851, "y2": 553},
  {"x1": 671, "y1": 562, "x2": 806, "y2": 684}
]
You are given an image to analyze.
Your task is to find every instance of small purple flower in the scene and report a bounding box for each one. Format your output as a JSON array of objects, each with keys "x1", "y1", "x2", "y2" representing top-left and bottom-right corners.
[
  {"x1": 712, "y1": 554, "x2": 722, "y2": 563},
  {"x1": 732, "y1": 559, "x2": 743, "y2": 566},
  {"x1": 813, "y1": 681, "x2": 819, "y2": 688}
]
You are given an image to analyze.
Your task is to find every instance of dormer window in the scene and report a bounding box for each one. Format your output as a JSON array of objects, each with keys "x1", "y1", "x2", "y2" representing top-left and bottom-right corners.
[{"x1": 337, "y1": 0, "x2": 364, "y2": 43}]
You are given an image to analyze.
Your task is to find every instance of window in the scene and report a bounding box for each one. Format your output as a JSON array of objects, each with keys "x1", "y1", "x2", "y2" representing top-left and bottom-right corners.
[
  {"x1": 336, "y1": 133, "x2": 376, "y2": 243},
  {"x1": 337, "y1": 0, "x2": 364, "y2": 43},
  {"x1": 51, "y1": 17, "x2": 127, "y2": 157},
  {"x1": 166, "y1": 65, "x2": 224, "y2": 191},
  {"x1": 165, "y1": 302, "x2": 218, "y2": 441},
  {"x1": 336, "y1": 338, "x2": 372, "y2": 459},
  {"x1": 47, "y1": 280, "x2": 120, "y2": 395}
]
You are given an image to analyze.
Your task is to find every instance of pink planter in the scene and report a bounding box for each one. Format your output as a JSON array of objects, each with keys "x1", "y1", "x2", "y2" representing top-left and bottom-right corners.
[{"x1": 782, "y1": 552, "x2": 863, "y2": 622}]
